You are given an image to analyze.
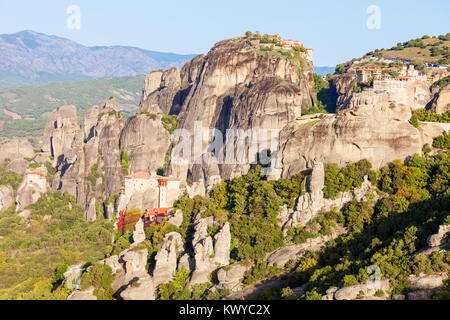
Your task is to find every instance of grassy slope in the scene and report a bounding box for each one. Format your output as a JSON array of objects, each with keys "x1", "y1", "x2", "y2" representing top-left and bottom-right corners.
[
  {"x1": 370, "y1": 36, "x2": 450, "y2": 65},
  {"x1": 0, "y1": 75, "x2": 145, "y2": 138}
]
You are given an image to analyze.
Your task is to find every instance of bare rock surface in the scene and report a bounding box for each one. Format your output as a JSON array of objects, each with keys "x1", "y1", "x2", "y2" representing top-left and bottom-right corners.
[
  {"x1": 67, "y1": 286, "x2": 97, "y2": 300},
  {"x1": 334, "y1": 279, "x2": 390, "y2": 300},
  {"x1": 16, "y1": 168, "x2": 48, "y2": 212},
  {"x1": 153, "y1": 232, "x2": 184, "y2": 288},
  {"x1": 0, "y1": 138, "x2": 34, "y2": 164},
  {"x1": 217, "y1": 263, "x2": 249, "y2": 292},
  {"x1": 120, "y1": 274, "x2": 155, "y2": 300},
  {"x1": 0, "y1": 185, "x2": 14, "y2": 211},
  {"x1": 189, "y1": 221, "x2": 231, "y2": 287}
]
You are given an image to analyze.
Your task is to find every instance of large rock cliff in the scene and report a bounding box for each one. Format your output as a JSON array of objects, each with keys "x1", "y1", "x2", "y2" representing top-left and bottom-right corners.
[{"x1": 42, "y1": 98, "x2": 124, "y2": 220}]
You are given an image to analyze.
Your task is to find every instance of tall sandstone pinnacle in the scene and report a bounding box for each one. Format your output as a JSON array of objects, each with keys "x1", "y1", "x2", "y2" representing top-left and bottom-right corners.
[
  {"x1": 139, "y1": 37, "x2": 316, "y2": 187},
  {"x1": 43, "y1": 98, "x2": 124, "y2": 219}
]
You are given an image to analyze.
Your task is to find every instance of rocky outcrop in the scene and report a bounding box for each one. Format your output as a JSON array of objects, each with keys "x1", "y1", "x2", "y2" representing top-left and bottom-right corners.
[
  {"x1": 153, "y1": 232, "x2": 184, "y2": 288},
  {"x1": 67, "y1": 287, "x2": 97, "y2": 300},
  {"x1": 332, "y1": 279, "x2": 390, "y2": 300},
  {"x1": 140, "y1": 68, "x2": 183, "y2": 115},
  {"x1": 189, "y1": 219, "x2": 231, "y2": 287},
  {"x1": 280, "y1": 102, "x2": 428, "y2": 178},
  {"x1": 63, "y1": 264, "x2": 83, "y2": 290},
  {"x1": 144, "y1": 37, "x2": 316, "y2": 185},
  {"x1": 119, "y1": 113, "x2": 170, "y2": 174},
  {"x1": 42, "y1": 105, "x2": 81, "y2": 166},
  {"x1": 112, "y1": 248, "x2": 149, "y2": 292},
  {"x1": 100, "y1": 255, "x2": 123, "y2": 275},
  {"x1": 217, "y1": 263, "x2": 249, "y2": 292},
  {"x1": 266, "y1": 231, "x2": 344, "y2": 268},
  {"x1": 0, "y1": 185, "x2": 14, "y2": 211},
  {"x1": 132, "y1": 219, "x2": 146, "y2": 244},
  {"x1": 282, "y1": 161, "x2": 374, "y2": 231},
  {"x1": 430, "y1": 83, "x2": 450, "y2": 114},
  {"x1": 168, "y1": 209, "x2": 184, "y2": 228},
  {"x1": 120, "y1": 274, "x2": 155, "y2": 300},
  {"x1": 6, "y1": 159, "x2": 29, "y2": 175},
  {"x1": 15, "y1": 169, "x2": 48, "y2": 212},
  {"x1": 121, "y1": 248, "x2": 148, "y2": 276},
  {"x1": 427, "y1": 225, "x2": 450, "y2": 248},
  {"x1": 407, "y1": 273, "x2": 448, "y2": 300},
  {"x1": 0, "y1": 138, "x2": 34, "y2": 165},
  {"x1": 43, "y1": 98, "x2": 124, "y2": 219}
]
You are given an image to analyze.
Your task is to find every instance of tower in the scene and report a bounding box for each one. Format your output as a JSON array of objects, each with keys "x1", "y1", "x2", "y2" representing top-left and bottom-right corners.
[{"x1": 158, "y1": 179, "x2": 168, "y2": 208}]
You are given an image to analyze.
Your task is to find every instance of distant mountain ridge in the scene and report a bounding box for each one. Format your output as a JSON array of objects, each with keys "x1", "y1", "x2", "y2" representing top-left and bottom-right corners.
[{"x1": 0, "y1": 30, "x2": 197, "y2": 87}]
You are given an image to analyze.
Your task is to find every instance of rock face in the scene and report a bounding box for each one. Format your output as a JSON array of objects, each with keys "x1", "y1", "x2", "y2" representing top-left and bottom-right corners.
[
  {"x1": 6, "y1": 159, "x2": 29, "y2": 175},
  {"x1": 189, "y1": 219, "x2": 231, "y2": 287},
  {"x1": 42, "y1": 105, "x2": 81, "y2": 165},
  {"x1": 153, "y1": 232, "x2": 184, "y2": 288},
  {"x1": 121, "y1": 248, "x2": 148, "y2": 276},
  {"x1": 111, "y1": 248, "x2": 149, "y2": 292},
  {"x1": 0, "y1": 185, "x2": 14, "y2": 211},
  {"x1": 140, "y1": 68, "x2": 183, "y2": 115},
  {"x1": 427, "y1": 225, "x2": 450, "y2": 248},
  {"x1": 333, "y1": 279, "x2": 390, "y2": 300},
  {"x1": 266, "y1": 231, "x2": 344, "y2": 268},
  {"x1": 407, "y1": 273, "x2": 448, "y2": 300},
  {"x1": 120, "y1": 274, "x2": 155, "y2": 300},
  {"x1": 217, "y1": 264, "x2": 249, "y2": 292},
  {"x1": 119, "y1": 113, "x2": 171, "y2": 174},
  {"x1": 67, "y1": 287, "x2": 97, "y2": 300},
  {"x1": 132, "y1": 219, "x2": 146, "y2": 244},
  {"x1": 430, "y1": 83, "x2": 450, "y2": 114},
  {"x1": 0, "y1": 138, "x2": 34, "y2": 165},
  {"x1": 282, "y1": 161, "x2": 374, "y2": 231},
  {"x1": 137, "y1": 37, "x2": 315, "y2": 188},
  {"x1": 16, "y1": 169, "x2": 48, "y2": 212},
  {"x1": 280, "y1": 103, "x2": 425, "y2": 178},
  {"x1": 168, "y1": 209, "x2": 184, "y2": 228},
  {"x1": 409, "y1": 273, "x2": 448, "y2": 290},
  {"x1": 43, "y1": 99, "x2": 124, "y2": 219}
]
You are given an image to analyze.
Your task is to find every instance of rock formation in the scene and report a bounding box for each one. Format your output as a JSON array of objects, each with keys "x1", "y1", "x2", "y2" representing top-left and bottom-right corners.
[
  {"x1": 430, "y1": 83, "x2": 450, "y2": 114},
  {"x1": 168, "y1": 209, "x2": 183, "y2": 228},
  {"x1": 153, "y1": 232, "x2": 184, "y2": 288},
  {"x1": 0, "y1": 185, "x2": 14, "y2": 211},
  {"x1": 428, "y1": 225, "x2": 450, "y2": 248},
  {"x1": 217, "y1": 264, "x2": 249, "y2": 292},
  {"x1": 42, "y1": 98, "x2": 124, "y2": 218},
  {"x1": 407, "y1": 273, "x2": 448, "y2": 300},
  {"x1": 332, "y1": 279, "x2": 390, "y2": 300},
  {"x1": 0, "y1": 138, "x2": 34, "y2": 165},
  {"x1": 120, "y1": 274, "x2": 155, "y2": 300},
  {"x1": 281, "y1": 161, "x2": 374, "y2": 232},
  {"x1": 15, "y1": 169, "x2": 48, "y2": 212},
  {"x1": 119, "y1": 113, "x2": 171, "y2": 174},
  {"x1": 189, "y1": 220, "x2": 231, "y2": 287},
  {"x1": 136, "y1": 37, "x2": 316, "y2": 190},
  {"x1": 67, "y1": 287, "x2": 97, "y2": 300},
  {"x1": 132, "y1": 219, "x2": 146, "y2": 244}
]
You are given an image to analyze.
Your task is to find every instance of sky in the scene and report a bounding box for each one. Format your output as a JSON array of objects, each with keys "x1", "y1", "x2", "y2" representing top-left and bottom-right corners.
[{"x1": 0, "y1": 0, "x2": 449, "y2": 66}]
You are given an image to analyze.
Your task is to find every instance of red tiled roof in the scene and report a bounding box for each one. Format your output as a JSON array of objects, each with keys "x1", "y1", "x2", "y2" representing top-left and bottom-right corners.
[
  {"x1": 144, "y1": 208, "x2": 171, "y2": 217},
  {"x1": 27, "y1": 172, "x2": 47, "y2": 178}
]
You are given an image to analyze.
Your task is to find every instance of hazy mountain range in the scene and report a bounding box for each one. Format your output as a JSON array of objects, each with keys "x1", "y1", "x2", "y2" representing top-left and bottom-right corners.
[{"x1": 0, "y1": 30, "x2": 196, "y2": 87}]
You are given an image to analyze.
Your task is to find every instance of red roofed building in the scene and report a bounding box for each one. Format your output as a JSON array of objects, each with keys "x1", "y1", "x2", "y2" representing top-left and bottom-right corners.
[{"x1": 143, "y1": 208, "x2": 171, "y2": 228}]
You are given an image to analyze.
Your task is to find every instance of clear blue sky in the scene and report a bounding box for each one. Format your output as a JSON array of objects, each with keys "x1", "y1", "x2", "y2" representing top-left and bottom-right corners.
[{"x1": 0, "y1": 0, "x2": 449, "y2": 66}]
